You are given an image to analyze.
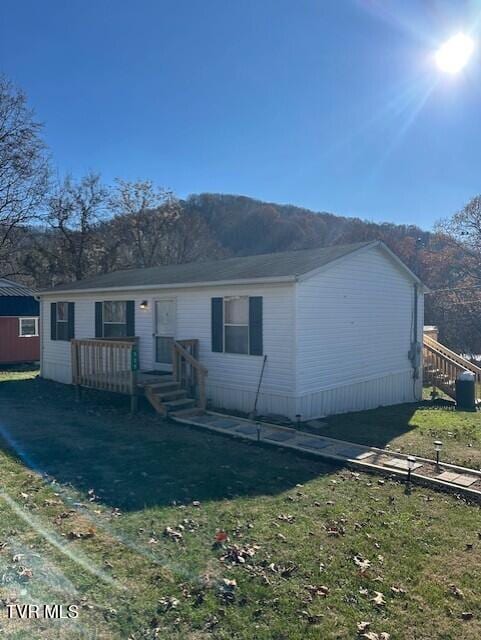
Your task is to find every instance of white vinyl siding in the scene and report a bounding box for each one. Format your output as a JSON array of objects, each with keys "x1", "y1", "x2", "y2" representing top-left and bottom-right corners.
[
  {"x1": 294, "y1": 245, "x2": 423, "y2": 418},
  {"x1": 40, "y1": 283, "x2": 296, "y2": 415}
]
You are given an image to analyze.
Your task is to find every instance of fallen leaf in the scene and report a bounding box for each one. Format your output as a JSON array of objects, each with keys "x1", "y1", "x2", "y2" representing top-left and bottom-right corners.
[
  {"x1": 371, "y1": 591, "x2": 386, "y2": 607},
  {"x1": 158, "y1": 596, "x2": 180, "y2": 611},
  {"x1": 353, "y1": 555, "x2": 371, "y2": 572},
  {"x1": 268, "y1": 561, "x2": 298, "y2": 577},
  {"x1": 277, "y1": 513, "x2": 295, "y2": 524},
  {"x1": 67, "y1": 528, "x2": 95, "y2": 540},
  {"x1": 390, "y1": 585, "x2": 406, "y2": 596},
  {"x1": 214, "y1": 530, "x2": 228, "y2": 543},
  {"x1": 18, "y1": 567, "x2": 33, "y2": 579},
  {"x1": 163, "y1": 526, "x2": 183, "y2": 542},
  {"x1": 357, "y1": 621, "x2": 370, "y2": 633},
  {"x1": 449, "y1": 584, "x2": 464, "y2": 599}
]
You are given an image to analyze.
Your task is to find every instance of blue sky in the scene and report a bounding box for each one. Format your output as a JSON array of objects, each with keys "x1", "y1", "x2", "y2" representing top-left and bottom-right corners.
[{"x1": 1, "y1": 0, "x2": 480, "y2": 229}]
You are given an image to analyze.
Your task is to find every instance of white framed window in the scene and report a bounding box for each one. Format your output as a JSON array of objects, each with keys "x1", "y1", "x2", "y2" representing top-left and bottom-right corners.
[
  {"x1": 224, "y1": 296, "x2": 249, "y2": 354},
  {"x1": 103, "y1": 301, "x2": 127, "y2": 337},
  {"x1": 19, "y1": 317, "x2": 39, "y2": 337}
]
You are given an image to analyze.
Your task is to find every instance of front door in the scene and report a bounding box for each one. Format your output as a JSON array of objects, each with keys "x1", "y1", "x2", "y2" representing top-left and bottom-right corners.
[{"x1": 153, "y1": 299, "x2": 176, "y2": 371}]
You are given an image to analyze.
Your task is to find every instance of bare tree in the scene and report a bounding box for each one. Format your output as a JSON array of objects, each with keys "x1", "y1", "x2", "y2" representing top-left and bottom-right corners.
[
  {"x1": 109, "y1": 180, "x2": 181, "y2": 268},
  {"x1": 431, "y1": 198, "x2": 481, "y2": 352},
  {"x1": 43, "y1": 173, "x2": 109, "y2": 282},
  {"x1": 0, "y1": 76, "x2": 49, "y2": 275}
]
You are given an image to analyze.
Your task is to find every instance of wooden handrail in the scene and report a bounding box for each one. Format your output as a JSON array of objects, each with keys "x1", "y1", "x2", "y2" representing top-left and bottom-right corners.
[
  {"x1": 423, "y1": 335, "x2": 481, "y2": 379},
  {"x1": 424, "y1": 343, "x2": 471, "y2": 375},
  {"x1": 172, "y1": 339, "x2": 207, "y2": 409},
  {"x1": 173, "y1": 341, "x2": 207, "y2": 374}
]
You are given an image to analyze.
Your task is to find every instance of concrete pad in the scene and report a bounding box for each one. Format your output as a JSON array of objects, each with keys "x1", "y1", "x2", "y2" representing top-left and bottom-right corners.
[
  {"x1": 451, "y1": 474, "x2": 478, "y2": 487},
  {"x1": 296, "y1": 438, "x2": 331, "y2": 450},
  {"x1": 189, "y1": 415, "x2": 219, "y2": 424},
  {"x1": 331, "y1": 446, "x2": 373, "y2": 460},
  {"x1": 208, "y1": 418, "x2": 241, "y2": 429},
  {"x1": 384, "y1": 458, "x2": 423, "y2": 471},
  {"x1": 352, "y1": 451, "x2": 376, "y2": 460},
  {"x1": 437, "y1": 471, "x2": 460, "y2": 483},
  {"x1": 264, "y1": 431, "x2": 296, "y2": 442},
  {"x1": 235, "y1": 425, "x2": 259, "y2": 436}
]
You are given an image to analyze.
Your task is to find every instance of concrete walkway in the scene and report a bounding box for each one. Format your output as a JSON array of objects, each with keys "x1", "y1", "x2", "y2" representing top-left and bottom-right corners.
[{"x1": 171, "y1": 411, "x2": 481, "y2": 501}]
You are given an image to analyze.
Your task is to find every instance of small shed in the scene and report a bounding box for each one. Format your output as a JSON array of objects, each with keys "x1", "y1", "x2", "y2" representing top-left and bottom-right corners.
[{"x1": 0, "y1": 279, "x2": 40, "y2": 365}]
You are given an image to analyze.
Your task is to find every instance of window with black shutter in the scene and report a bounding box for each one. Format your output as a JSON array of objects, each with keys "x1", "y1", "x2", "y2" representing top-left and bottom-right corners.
[
  {"x1": 51, "y1": 302, "x2": 75, "y2": 341},
  {"x1": 211, "y1": 296, "x2": 263, "y2": 355},
  {"x1": 95, "y1": 301, "x2": 135, "y2": 338}
]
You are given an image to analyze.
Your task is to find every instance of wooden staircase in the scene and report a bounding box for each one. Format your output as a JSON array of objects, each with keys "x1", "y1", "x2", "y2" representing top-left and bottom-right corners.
[
  {"x1": 423, "y1": 334, "x2": 481, "y2": 401},
  {"x1": 144, "y1": 339, "x2": 207, "y2": 417}
]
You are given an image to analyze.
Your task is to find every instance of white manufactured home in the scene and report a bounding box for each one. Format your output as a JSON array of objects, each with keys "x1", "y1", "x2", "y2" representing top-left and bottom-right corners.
[{"x1": 38, "y1": 241, "x2": 424, "y2": 421}]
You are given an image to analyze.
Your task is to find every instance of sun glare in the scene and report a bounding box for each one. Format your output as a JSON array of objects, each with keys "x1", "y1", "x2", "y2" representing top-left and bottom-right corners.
[{"x1": 435, "y1": 33, "x2": 475, "y2": 74}]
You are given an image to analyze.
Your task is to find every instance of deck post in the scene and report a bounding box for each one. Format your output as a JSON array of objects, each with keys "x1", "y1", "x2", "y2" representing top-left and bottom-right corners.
[
  {"x1": 130, "y1": 340, "x2": 139, "y2": 414},
  {"x1": 130, "y1": 391, "x2": 139, "y2": 414}
]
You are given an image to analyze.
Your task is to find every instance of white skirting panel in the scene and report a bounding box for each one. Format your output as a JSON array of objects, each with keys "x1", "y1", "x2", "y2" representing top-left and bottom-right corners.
[
  {"x1": 206, "y1": 383, "x2": 297, "y2": 419},
  {"x1": 41, "y1": 361, "x2": 73, "y2": 385},
  {"x1": 295, "y1": 370, "x2": 421, "y2": 421}
]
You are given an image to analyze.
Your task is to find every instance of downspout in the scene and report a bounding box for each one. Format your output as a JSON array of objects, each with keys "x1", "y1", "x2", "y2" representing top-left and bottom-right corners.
[
  {"x1": 408, "y1": 284, "x2": 421, "y2": 397},
  {"x1": 35, "y1": 295, "x2": 42, "y2": 377},
  {"x1": 413, "y1": 283, "x2": 418, "y2": 347}
]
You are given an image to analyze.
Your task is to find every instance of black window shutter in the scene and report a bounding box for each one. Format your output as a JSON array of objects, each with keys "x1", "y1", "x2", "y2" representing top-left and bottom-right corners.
[
  {"x1": 249, "y1": 296, "x2": 263, "y2": 355},
  {"x1": 126, "y1": 300, "x2": 135, "y2": 336},
  {"x1": 67, "y1": 302, "x2": 75, "y2": 340},
  {"x1": 211, "y1": 297, "x2": 223, "y2": 352},
  {"x1": 50, "y1": 302, "x2": 57, "y2": 341},
  {"x1": 95, "y1": 302, "x2": 103, "y2": 338}
]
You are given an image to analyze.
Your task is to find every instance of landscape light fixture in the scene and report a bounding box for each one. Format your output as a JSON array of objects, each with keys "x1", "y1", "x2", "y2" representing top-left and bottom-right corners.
[
  {"x1": 434, "y1": 440, "x2": 443, "y2": 468},
  {"x1": 295, "y1": 414, "x2": 301, "y2": 428},
  {"x1": 406, "y1": 455, "x2": 416, "y2": 484},
  {"x1": 140, "y1": 300, "x2": 149, "y2": 309},
  {"x1": 256, "y1": 422, "x2": 261, "y2": 442}
]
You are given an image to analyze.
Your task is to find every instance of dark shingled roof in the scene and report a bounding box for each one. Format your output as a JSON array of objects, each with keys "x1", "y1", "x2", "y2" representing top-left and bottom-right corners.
[
  {"x1": 0, "y1": 278, "x2": 36, "y2": 297},
  {"x1": 41, "y1": 242, "x2": 375, "y2": 293}
]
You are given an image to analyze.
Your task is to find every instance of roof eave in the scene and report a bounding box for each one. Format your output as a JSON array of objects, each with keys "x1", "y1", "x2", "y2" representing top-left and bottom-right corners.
[{"x1": 37, "y1": 275, "x2": 297, "y2": 297}]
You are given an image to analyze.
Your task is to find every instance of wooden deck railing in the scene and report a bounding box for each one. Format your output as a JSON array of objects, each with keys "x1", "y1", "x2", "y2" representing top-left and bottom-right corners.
[
  {"x1": 71, "y1": 338, "x2": 139, "y2": 399},
  {"x1": 172, "y1": 339, "x2": 208, "y2": 409},
  {"x1": 423, "y1": 334, "x2": 481, "y2": 400}
]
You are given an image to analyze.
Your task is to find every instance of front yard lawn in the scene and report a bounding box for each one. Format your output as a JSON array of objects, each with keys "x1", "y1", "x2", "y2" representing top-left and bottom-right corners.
[
  {"x1": 319, "y1": 398, "x2": 481, "y2": 470},
  {"x1": 0, "y1": 372, "x2": 480, "y2": 639}
]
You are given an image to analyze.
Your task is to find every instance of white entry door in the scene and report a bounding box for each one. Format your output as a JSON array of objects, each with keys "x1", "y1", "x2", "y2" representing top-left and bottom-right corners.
[{"x1": 154, "y1": 299, "x2": 176, "y2": 370}]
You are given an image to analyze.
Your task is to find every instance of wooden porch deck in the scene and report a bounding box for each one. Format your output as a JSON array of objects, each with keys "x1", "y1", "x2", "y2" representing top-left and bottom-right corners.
[{"x1": 71, "y1": 338, "x2": 207, "y2": 414}]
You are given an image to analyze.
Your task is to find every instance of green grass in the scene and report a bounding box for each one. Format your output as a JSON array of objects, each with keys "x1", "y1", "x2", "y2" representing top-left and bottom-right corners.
[
  {"x1": 0, "y1": 371, "x2": 480, "y2": 639},
  {"x1": 315, "y1": 393, "x2": 481, "y2": 470}
]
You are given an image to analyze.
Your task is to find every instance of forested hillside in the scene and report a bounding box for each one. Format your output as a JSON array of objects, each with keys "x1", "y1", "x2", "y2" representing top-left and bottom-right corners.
[{"x1": 1, "y1": 74, "x2": 480, "y2": 354}]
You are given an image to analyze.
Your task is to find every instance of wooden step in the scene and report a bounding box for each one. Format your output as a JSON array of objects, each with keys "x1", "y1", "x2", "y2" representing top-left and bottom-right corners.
[
  {"x1": 164, "y1": 398, "x2": 197, "y2": 412},
  {"x1": 147, "y1": 381, "x2": 182, "y2": 393},
  {"x1": 156, "y1": 389, "x2": 188, "y2": 402},
  {"x1": 170, "y1": 407, "x2": 205, "y2": 418}
]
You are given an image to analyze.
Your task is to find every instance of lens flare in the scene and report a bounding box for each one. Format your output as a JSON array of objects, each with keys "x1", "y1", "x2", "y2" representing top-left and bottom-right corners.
[{"x1": 435, "y1": 33, "x2": 475, "y2": 74}]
